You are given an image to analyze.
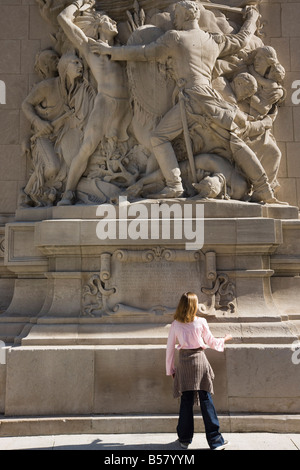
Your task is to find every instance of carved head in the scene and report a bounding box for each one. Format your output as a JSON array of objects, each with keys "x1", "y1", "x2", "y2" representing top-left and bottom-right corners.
[
  {"x1": 233, "y1": 73, "x2": 258, "y2": 101},
  {"x1": 253, "y1": 46, "x2": 279, "y2": 77},
  {"x1": 193, "y1": 174, "x2": 224, "y2": 198},
  {"x1": 98, "y1": 14, "x2": 118, "y2": 39},
  {"x1": 174, "y1": 1, "x2": 201, "y2": 29},
  {"x1": 34, "y1": 49, "x2": 59, "y2": 79},
  {"x1": 58, "y1": 53, "x2": 83, "y2": 86},
  {"x1": 74, "y1": 10, "x2": 117, "y2": 40},
  {"x1": 267, "y1": 63, "x2": 285, "y2": 83}
]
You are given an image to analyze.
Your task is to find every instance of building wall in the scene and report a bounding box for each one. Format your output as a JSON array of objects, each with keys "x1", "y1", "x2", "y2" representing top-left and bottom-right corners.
[
  {"x1": 0, "y1": 0, "x2": 299, "y2": 214},
  {"x1": 261, "y1": 0, "x2": 300, "y2": 207}
]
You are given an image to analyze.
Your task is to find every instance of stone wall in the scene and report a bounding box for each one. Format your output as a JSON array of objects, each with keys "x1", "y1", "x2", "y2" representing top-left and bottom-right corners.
[
  {"x1": 260, "y1": 0, "x2": 300, "y2": 208},
  {"x1": 0, "y1": 0, "x2": 53, "y2": 218},
  {"x1": 0, "y1": 0, "x2": 299, "y2": 214}
]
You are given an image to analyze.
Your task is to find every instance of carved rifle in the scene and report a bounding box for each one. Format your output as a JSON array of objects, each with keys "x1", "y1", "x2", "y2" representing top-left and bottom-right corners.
[
  {"x1": 177, "y1": 79, "x2": 198, "y2": 185},
  {"x1": 200, "y1": 1, "x2": 262, "y2": 15}
]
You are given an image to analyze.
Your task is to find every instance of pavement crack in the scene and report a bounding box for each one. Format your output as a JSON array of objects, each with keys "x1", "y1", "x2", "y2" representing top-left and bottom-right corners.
[{"x1": 290, "y1": 438, "x2": 300, "y2": 450}]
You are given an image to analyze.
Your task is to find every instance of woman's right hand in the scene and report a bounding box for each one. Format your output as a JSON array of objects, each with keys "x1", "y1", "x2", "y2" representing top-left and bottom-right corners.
[{"x1": 224, "y1": 334, "x2": 233, "y2": 343}]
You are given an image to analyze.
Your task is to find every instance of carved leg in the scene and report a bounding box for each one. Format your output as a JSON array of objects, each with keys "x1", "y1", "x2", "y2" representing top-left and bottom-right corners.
[
  {"x1": 58, "y1": 95, "x2": 105, "y2": 206},
  {"x1": 149, "y1": 104, "x2": 185, "y2": 198},
  {"x1": 230, "y1": 137, "x2": 287, "y2": 205},
  {"x1": 149, "y1": 142, "x2": 184, "y2": 198}
]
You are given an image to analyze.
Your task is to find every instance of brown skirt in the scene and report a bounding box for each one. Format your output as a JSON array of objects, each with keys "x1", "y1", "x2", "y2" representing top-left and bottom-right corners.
[{"x1": 173, "y1": 348, "x2": 215, "y2": 404}]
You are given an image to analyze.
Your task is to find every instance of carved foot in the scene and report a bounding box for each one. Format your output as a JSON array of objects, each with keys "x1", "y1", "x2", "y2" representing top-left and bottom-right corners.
[
  {"x1": 18, "y1": 190, "x2": 34, "y2": 208},
  {"x1": 148, "y1": 185, "x2": 184, "y2": 199},
  {"x1": 251, "y1": 186, "x2": 289, "y2": 205},
  {"x1": 57, "y1": 190, "x2": 75, "y2": 206},
  {"x1": 263, "y1": 197, "x2": 289, "y2": 206},
  {"x1": 252, "y1": 192, "x2": 288, "y2": 205},
  {"x1": 126, "y1": 181, "x2": 144, "y2": 199}
]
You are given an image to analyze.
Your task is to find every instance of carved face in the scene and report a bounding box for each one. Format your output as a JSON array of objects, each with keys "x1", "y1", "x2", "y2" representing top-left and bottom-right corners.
[
  {"x1": 268, "y1": 64, "x2": 285, "y2": 83},
  {"x1": 253, "y1": 49, "x2": 277, "y2": 77},
  {"x1": 234, "y1": 74, "x2": 258, "y2": 101},
  {"x1": 35, "y1": 50, "x2": 59, "y2": 79},
  {"x1": 174, "y1": 2, "x2": 200, "y2": 29},
  {"x1": 43, "y1": 52, "x2": 59, "y2": 78},
  {"x1": 66, "y1": 58, "x2": 83, "y2": 81},
  {"x1": 99, "y1": 15, "x2": 118, "y2": 38}
]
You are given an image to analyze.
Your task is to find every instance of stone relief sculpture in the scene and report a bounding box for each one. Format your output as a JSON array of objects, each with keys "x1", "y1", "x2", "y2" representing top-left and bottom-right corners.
[
  {"x1": 21, "y1": 51, "x2": 95, "y2": 206},
  {"x1": 21, "y1": 0, "x2": 287, "y2": 207}
]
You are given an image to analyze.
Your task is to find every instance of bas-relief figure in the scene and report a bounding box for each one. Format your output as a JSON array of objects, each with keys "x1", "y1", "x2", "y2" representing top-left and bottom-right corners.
[
  {"x1": 21, "y1": 51, "x2": 95, "y2": 206},
  {"x1": 21, "y1": 0, "x2": 288, "y2": 207}
]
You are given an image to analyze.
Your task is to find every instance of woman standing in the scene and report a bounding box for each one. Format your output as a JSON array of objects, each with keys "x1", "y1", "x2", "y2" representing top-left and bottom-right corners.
[{"x1": 166, "y1": 292, "x2": 232, "y2": 450}]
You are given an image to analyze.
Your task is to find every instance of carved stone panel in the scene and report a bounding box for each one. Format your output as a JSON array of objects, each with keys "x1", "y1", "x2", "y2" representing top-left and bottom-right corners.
[{"x1": 19, "y1": 0, "x2": 289, "y2": 208}]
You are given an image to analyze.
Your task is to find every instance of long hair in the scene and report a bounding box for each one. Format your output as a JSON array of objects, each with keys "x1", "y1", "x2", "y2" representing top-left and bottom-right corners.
[
  {"x1": 74, "y1": 10, "x2": 106, "y2": 39},
  {"x1": 174, "y1": 292, "x2": 198, "y2": 323}
]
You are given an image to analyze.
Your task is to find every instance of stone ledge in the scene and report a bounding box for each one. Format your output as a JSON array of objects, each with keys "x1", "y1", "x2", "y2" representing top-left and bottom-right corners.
[
  {"x1": 0, "y1": 413, "x2": 300, "y2": 437},
  {"x1": 19, "y1": 321, "x2": 298, "y2": 346},
  {"x1": 15, "y1": 199, "x2": 300, "y2": 222}
]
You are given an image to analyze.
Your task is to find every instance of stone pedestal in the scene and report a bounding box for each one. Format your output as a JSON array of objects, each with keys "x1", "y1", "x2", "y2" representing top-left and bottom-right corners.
[{"x1": 0, "y1": 200, "x2": 300, "y2": 432}]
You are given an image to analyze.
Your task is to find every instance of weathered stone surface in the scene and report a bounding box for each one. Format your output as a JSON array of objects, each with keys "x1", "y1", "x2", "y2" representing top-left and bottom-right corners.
[
  {"x1": 0, "y1": 1, "x2": 298, "y2": 211},
  {"x1": 0, "y1": 1, "x2": 299, "y2": 433}
]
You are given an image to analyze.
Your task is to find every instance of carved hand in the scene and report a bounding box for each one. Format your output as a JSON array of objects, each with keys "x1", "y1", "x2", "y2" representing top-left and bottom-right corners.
[
  {"x1": 81, "y1": 0, "x2": 96, "y2": 10},
  {"x1": 74, "y1": 0, "x2": 95, "y2": 11},
  {"x1": 261, "y1": 116, "x2": 273, "y2": 129},
  {"x1": 243, "y1": 5, "x2": 260, "y2": 21},
  {"x1": 239, "y1": 0, "x2": 262, "y2": 6},
  {"x1": 34, "y1": 118, "x2": 53, "y2": 135},
  {"x1": 88, "y1": 38, "x2": 111, "y2": 55}
]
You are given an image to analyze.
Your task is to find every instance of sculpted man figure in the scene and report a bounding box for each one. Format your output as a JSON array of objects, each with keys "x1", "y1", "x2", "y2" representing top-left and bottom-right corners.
[
  {"x1": 90, "y1": 0, "x2": 284, "y2": 204},
  {"x1": 21, "y1": 52, "x2": 94, "y2": 206},
  {"x1": 57, "y1": 0, "x2": 131, "y2": 205}
]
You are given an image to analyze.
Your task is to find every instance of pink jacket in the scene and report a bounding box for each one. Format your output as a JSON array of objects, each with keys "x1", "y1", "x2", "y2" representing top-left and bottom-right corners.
[{"x1": 166, "y1": 317, "x2": 225, "y2": 376}]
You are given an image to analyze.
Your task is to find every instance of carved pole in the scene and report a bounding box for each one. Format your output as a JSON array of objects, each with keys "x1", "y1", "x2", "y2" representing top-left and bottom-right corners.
[
  {"x1": 177, "y1": 79, "x2": 197, "y2": 184},
  {"x1": 201, "y1": 1, "x2": 262, "y2": 14},
  {"x1": 200, "y1": 2, "x2": 242, "y2": 14}
]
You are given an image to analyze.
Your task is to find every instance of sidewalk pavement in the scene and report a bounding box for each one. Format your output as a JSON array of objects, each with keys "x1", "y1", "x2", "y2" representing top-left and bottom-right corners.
[{"x1": 0, "y1": 433, "x2": 299, "y2": 450}]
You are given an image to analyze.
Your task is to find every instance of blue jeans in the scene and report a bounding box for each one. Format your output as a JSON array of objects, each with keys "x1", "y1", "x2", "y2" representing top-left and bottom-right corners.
[{"x1": 177, "y1": 390, "x2": 225, "y2": 450}]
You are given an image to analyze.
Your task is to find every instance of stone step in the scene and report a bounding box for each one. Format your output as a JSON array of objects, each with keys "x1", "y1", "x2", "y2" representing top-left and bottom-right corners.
[
  {"x1": 15, "y1": 199, "x2": 300, "y2": 222},
  {"x1": 0, "y1": 316, "x2": 296, "y2": 346},
  {"x1": 20, "y1": 321, "x2": 298, "y2": 346},
  {"x1": 0, "y1": 413, "x2": 300, "y2": 437},
  {"x1": 21, "y1": 323, "x2": 170, "y2": 346}
]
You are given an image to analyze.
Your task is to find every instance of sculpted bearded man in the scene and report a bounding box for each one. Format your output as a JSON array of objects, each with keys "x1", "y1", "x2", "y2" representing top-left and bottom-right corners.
[{"x1": 90, "y1": 0, "x2": 284, "y2": 204}]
